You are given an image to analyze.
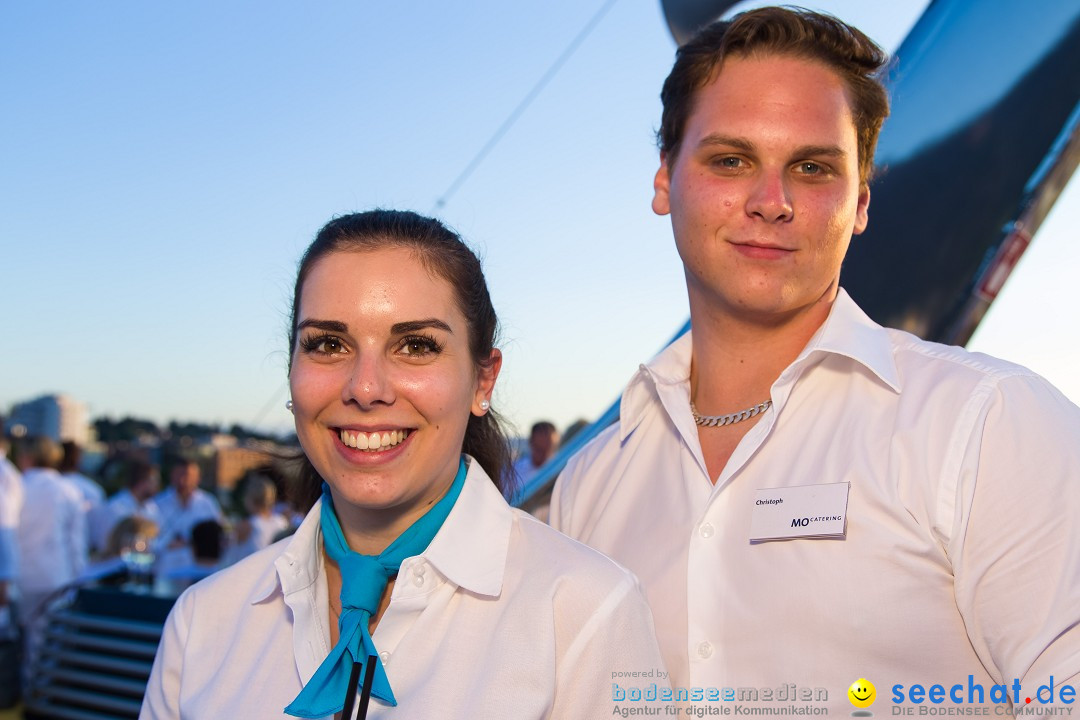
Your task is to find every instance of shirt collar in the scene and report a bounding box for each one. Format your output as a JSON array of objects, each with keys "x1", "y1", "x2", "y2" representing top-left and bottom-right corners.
[
  {"x1": 251, "y1": 498, "x2": 323, "y2": 605},
  {"x1": 795, "y1": 288, "x2": 901, "y2": 392},
  {"x1": 419, "y1": 456, "x2": 510, "y2": 598},
  {"x1": 619, "y1": 330, "x2": 692, "y2": 441},
  {"x1": 250, "y1": 455, "x2": 511, "y2": 605},
  {"x1": 618, "y1": 288, "x2": 900, "y2": 440}
]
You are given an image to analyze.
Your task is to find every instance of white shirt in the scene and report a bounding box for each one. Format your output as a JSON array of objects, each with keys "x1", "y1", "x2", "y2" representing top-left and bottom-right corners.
[
  {"x1": 17, "y1": 468, "x2": 87, "y2": 594},
  {"x1": 142, "y1": 457, "x2": 665, "y2": 719},
  {"x1": 0, "y1": 456, "x2": 23, "y2": 582},
  {"x1": 64, "y1": 471, "x2": 106, "y2": 551},
  {"x1": 224, "y1": 512, "x2": 290, "y2": 566},
  {"x1": 551, "y1": 289, "x2": 1080, "y2": 714},
  {"x1": 155, "y1": 488, "x2": 222, "y2": 547}
]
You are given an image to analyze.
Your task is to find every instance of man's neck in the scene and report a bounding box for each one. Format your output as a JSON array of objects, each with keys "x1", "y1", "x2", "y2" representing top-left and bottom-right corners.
[{"x1": 687, "y1": 290, "x2": 836, "y2": 413}]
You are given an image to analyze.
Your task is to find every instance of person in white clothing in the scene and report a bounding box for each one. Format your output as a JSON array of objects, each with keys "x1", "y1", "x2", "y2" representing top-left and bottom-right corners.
[
  {"x1": 16, "y1": 437, "x2": 87, "y2": 613},
  {"x1": 512, "y1": 421, "x2": 559, "y2": 487},
  {"x1": 16, "y1": 436, "x2": 87, "y2": 683},
  {"x1": 551, "y1": 7, "x2": 1080, "y2": 716},
  {"x1": 0, "y1": 430, "x2": 23, "y2": 626},
  {"x1": 156, "y1": 460, "x2": 222, "y2": 546},
  {"x1": 60, "y1": 441, "x2": 106, "y2": 555},
  {"x1": 98, "y1": 459, "x2": 163, "y2": 552},
  {"x1": 154, "y1": 459, "x2": 222, "y2": 578},
  {"x1": 223, "y1": 473, "x2": 289, "y2": 565},
  {"x1": 142, "y1": 210, "x2": 665, "y2": 719}
]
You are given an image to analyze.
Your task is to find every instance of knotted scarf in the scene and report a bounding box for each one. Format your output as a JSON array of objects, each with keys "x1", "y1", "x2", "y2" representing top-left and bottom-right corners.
[{"x1": 285, "y1": 456, "x2": 467, "y2": 718}]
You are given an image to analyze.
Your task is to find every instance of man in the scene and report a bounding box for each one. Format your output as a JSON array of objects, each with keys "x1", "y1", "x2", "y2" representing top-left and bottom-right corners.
[
  {"x1": 552, "y1": 7, "x2": 1080, "y2": 714},
  {"x1": 96, "y1": 458, "x2": 162, "y2": 551},
  {"x1": 60, "y1": 441, "x2": 106, "y2": 554},
  {"x1": 16, "y1": 436, "x2": 86, "y2": 674},
  {"x1": 154, "y1": 459, "x2": 222, "y2": 577},
  {"x1": 513, "y1": 421, "x2": 560, "y2": 486}
]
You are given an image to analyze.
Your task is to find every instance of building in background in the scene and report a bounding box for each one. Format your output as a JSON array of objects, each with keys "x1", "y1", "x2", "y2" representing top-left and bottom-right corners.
[{"x1": 8, "y1": 394, "x2": 90, "y2": 445}]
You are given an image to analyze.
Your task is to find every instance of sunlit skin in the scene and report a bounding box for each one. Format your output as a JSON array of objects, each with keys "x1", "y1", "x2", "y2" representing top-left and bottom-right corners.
[
  {"x1": 290, "y1": 247, "x2": 499, "y2": 644},
  {"x1": 653, "y1": 53, "x2": 869, "y2": 332},
  {"x1": 171, "y1": 464, "x2": 200, "y2": 504},
  {"x1": 651, "y1": 54, "x2": 871, "y2": 481},
  {"x1": 289, "y1": 247, "x2": 499, "y2": 556}
]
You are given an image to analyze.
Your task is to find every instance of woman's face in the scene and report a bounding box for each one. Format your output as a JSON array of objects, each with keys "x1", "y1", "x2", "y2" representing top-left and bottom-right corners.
[{"x1": 289, "y1": 246, "x2": 499, "y2": 535}]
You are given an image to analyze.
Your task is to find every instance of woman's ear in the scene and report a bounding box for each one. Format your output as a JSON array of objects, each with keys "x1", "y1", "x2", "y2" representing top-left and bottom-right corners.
[{"x1": 472, "y1": 349, "x2": 502, "y2": 415}]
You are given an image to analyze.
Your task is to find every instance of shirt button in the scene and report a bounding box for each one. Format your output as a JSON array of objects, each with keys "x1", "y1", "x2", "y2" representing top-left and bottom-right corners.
[
  {"x1": 379, "y1": 651, "x2": 390, "y2": 664},
  {"x1": 413, "y1": 574, "x2": 425, "y2": 587},
  {"x1": 414, "y1": 563, "x2": 426, "y2": 576},
  {"x1": 699, "y1": 522, "x2": 715, "y2": 539},
  {"x1": 698, "y1": 641, "x2": 714, "y2": 659}
]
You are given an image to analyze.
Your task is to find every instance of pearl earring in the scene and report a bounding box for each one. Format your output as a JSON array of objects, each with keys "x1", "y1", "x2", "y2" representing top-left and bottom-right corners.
[
  {"x1": 480, "y1": 400, "x2": 490, "y2": 411},
  {"x1": 285, "y1": 400, "x2": 294, "y2": 412}
]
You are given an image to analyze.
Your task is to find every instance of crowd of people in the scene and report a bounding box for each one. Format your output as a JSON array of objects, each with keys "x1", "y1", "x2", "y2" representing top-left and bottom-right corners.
[
  {"x1": 0, "y1": 432, "x2": 305, "y2": 686},
  {"x1": 0, "y1": 414, "x2": 569, "y2": 696}
]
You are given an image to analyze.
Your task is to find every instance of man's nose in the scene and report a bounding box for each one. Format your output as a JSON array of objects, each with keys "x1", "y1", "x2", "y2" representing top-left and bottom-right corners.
[{"x1": 745, "y1": 169, "x2": 793, "y2": 223}]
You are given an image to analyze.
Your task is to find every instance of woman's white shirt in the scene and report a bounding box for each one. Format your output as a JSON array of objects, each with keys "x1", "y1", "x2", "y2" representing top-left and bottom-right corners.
[{"x1": 141, "y1": 458, "x2": 665, "y2": 719}]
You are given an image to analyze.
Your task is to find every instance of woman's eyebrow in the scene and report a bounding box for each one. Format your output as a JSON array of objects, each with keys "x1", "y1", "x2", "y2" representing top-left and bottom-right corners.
[
  {"x1": 391, "y1": 319, "x2": 453, "y2": 334},
  {"x1": 296, "y1": 319, "x2": 348, "y2": 333}
]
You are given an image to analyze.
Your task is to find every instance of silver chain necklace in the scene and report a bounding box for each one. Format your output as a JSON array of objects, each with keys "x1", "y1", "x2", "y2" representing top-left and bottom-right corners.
[{"x1": 690, "y1": 399, "x2": 772, "y2": 427}]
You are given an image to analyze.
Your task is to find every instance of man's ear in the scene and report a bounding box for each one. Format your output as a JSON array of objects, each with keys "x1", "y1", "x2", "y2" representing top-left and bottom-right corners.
[
  {"x1": 652, "y1": 151, "x2": 672, "y2": 217},
  {"x1": 853, "y1": 184, "x2": 870, "y2": 235}
]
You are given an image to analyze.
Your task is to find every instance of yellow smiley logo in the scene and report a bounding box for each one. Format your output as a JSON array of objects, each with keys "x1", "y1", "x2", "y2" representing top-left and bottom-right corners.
[{"x1": 848, "y1": 678, "x2": 876, "y2": 708}]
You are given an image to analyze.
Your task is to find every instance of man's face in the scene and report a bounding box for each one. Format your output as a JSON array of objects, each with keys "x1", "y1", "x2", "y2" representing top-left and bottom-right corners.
[
  {"x1": 529, "y1": 428, "x2": 558, "y2": 465},
  {"x1": 171, "y1": 464, "x2": 200, "y2": 499},
  {"x1": 135, "y1": 470, "x2": 160, "y2": 501},
  {"x1": 653, "y1": 54, "x2": 869, "y2": 325}
]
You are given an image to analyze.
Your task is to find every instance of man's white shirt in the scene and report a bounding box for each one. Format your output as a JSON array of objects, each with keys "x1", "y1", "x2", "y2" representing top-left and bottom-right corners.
[{"x1": 552, "y1": 289, "x2": 1080, "y2": 713}]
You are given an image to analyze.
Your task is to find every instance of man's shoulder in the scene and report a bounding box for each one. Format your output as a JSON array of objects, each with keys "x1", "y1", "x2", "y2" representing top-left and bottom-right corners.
[
  {"x1": 550, "y1": 420, "x2": 652, "y2": 533},
  {"x1": 884, "y1": 327, "x2": 1051, "y2": 398},
  {"x1": 195, "y1": 488, "x2": 220, "y2": 504}
]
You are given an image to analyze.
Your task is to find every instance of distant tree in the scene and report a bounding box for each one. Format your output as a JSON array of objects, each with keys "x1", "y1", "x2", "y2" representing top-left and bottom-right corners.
[{"x1": 93, "y1": 416, "x2": 161, "y2": 443}]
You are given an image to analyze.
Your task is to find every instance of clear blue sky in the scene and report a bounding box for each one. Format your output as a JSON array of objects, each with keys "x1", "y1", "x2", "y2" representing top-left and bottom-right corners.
[{"x1": 3, "y1": 1, "x2": 1077, "y2": 438}]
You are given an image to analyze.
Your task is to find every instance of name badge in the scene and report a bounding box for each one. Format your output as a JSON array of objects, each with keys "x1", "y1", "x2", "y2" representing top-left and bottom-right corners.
[{"x1": 749, "y1": 482, "x2": 849, "y2": 542}]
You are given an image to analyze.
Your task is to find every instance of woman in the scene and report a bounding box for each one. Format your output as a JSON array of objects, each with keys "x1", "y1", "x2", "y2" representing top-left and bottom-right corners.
[
  {"x1": 224, "y1": 473, "x2": 290, "y2": 565},
  {"x1": 141, "y1": 210, "x2": 665, "y2": 719}
]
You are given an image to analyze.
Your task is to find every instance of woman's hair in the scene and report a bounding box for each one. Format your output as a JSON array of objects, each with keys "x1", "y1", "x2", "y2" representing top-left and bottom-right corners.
[
  {"x1": 105, "y1": 515, "x2": 160, "y2": 559},
  {"x1": 287, "y1": 209, "x2": 514, "y2": 510},
  {"x1": 243, "y1": 474, "x2": 277, "y2": 515}
]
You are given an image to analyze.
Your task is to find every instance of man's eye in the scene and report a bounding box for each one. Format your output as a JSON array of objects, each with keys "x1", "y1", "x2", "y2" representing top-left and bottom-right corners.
[
  {"x1": 714, "y1": 156, "x2": 744, "y2": 169},
  {"x1": 797, "y1": 162, "x2": 824, "y2": 174}
]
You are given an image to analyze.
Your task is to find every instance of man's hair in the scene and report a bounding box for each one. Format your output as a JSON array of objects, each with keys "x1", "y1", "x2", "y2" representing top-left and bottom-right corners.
[
  {"x1": 127, "y1": 458, "x2": 157, "y2": 489},
  {"x1": 658, "y1": 6, "x2": 890, "y2": 186},
  {"x1": 25, "y1": 436, "x2": 63, "y2": 469},
  {"x1": 530, "y1": 421, "x2": 557, "y2": 437},
  {"x1": 60, "y1": 441, "x2": 82, "y2": 474},
  {"x1": 191, "y1": 520, "x2": 225, "y2": 562}
]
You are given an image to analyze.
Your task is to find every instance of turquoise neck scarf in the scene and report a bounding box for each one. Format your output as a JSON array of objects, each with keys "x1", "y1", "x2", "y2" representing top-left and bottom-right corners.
[{"x1": 285, "y1": 457, "x2": 467, "y2": 718}]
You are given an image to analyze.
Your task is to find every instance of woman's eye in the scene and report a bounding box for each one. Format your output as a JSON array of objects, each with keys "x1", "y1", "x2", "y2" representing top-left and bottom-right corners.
[
  {"x1": 300, "y1": 334, "x2": 346, "y2": 356},
  {"x1": 400, "y1": 335, "x2": 441, "y2": 358}
]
